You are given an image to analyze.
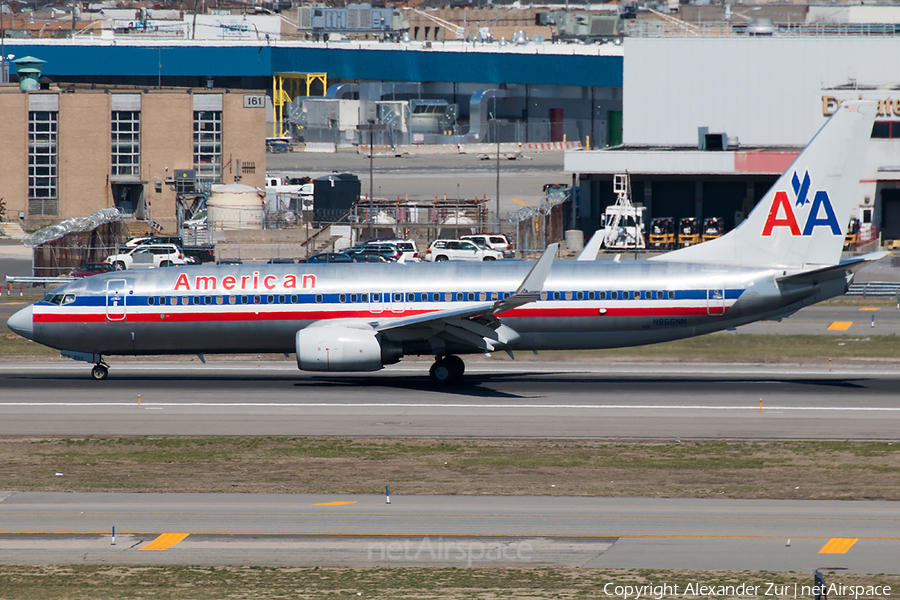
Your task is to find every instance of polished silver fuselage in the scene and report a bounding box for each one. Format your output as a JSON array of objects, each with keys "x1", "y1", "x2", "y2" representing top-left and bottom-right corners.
[{"x1": 28, "y1": 259, "x2": 842, "y2": 357}]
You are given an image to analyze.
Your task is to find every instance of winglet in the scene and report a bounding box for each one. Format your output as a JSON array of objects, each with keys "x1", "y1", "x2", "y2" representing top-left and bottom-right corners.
[
  {"x1": 493, "y1": 243, "x2": 558, "y2": 312},
  {"x1": 576, "y1": 231, "x2": 604, "y2": 261}
]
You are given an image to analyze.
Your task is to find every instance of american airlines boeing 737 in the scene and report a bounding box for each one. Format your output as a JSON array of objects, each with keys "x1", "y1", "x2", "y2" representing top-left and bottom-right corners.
[{"x1": 7, "y1": 101, "x2": 885, "y2": 383}]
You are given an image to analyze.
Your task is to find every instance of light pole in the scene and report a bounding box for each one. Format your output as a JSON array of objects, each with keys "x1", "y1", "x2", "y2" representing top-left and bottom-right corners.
[
  {"x1": 0, "y1": 2, "x2": 6, "y2": 84},
  {"x1": 357, "y1": 122, "x2": 388, "y2": 202},
  {"x1": 489, "y1": 118, "x2": 508, "y2": 229}
]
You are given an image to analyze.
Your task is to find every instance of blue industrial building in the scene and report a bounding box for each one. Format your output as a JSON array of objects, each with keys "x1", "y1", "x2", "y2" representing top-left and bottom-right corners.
[
  {"x1": 3, "y1": 41, "x2": 624, "y2": 148},
  {"x1": 4, "y1": 42, "x2": 622, "y2": 87}
]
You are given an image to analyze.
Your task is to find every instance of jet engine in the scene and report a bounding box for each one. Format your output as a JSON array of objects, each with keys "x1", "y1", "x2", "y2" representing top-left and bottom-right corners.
[{"x1": 296, "y1": 325, "x2": 401, "y2": 372}]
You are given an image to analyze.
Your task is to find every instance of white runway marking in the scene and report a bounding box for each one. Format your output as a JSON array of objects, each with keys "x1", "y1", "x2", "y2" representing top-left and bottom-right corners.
[{"x1": 0, "y1": 402, "x2": 898, "y2": 411}]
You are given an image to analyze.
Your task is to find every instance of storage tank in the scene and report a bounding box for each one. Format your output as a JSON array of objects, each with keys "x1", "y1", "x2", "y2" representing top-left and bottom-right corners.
[{"x1": 208, "y1": 184, "x2": 265, "y2": 230}]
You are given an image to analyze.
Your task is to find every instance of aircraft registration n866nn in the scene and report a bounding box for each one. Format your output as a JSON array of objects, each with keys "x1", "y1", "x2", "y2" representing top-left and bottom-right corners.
[{"x1": 7, "y1": 101, "x2": 887, "y2": 383}]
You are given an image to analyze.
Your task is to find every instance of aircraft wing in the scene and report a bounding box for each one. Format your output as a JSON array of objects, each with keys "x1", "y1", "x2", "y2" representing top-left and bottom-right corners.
[{"x1": 368, "y1": 244, "x2": 558, "y2": 352}]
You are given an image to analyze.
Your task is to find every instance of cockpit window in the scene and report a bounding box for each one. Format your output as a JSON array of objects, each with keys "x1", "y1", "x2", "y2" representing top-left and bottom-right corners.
[
  {"x1": 42, "y1": 294, "x2": 64, "y2": 305},
  {"x1": 61, "y1": 294, "x2": 76, "y2": 305}
]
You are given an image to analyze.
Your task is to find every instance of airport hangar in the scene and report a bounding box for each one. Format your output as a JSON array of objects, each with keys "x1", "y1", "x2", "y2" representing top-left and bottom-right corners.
[{"x1": 3, "y1": 36, "x2": 900, "y2": 246}]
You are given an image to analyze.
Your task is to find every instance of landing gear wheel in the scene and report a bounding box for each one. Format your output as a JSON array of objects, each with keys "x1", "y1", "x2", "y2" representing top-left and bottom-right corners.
[
  {"x1": 91, "y1": 364, "x2": 108, "y2": 380},
  {"x1": 444, "y1": 355, "x2": 465, "y2": 378},
  {"x1": 429, "y1": 355, "x2": 465, "y2": 384}
]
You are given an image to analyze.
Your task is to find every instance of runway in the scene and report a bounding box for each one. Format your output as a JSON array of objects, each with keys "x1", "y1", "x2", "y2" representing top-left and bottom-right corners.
[
  {"x1": 0, "y1": 492, "x2": 896, "y2": 572},
  {"x1": 0, "y1": 361, "x2": 898, "y2": 439}
]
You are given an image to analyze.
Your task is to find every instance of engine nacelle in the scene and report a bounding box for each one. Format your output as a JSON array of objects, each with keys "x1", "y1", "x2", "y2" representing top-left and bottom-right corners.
[{"x1": 296, "y1": 325, "x2": 400, "y2": 372}]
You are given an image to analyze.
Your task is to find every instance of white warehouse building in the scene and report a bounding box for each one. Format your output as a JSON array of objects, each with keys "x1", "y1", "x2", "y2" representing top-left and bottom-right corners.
[{"x1": 566, "y1": 35, "x2": 900, "y2": 247}]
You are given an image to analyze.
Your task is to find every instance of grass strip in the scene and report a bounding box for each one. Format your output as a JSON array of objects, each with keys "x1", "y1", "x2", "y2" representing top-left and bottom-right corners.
[
  {"x1": 0, "y1": 566, "x2": 897, "y2": 600},
  {"x1": 2, "y1": 437, "x2": 899, "y2": 500}
]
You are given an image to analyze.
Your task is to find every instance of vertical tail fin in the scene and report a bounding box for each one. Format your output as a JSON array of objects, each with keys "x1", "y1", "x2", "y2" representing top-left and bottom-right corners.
[{"x1": 651, "y1": 101, "x2": 876, "y2": 270}]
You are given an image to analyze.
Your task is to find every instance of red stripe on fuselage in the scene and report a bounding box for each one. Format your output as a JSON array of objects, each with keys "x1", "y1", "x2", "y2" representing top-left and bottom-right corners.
[{"x1": 33, "y1": 305, "x2": 726, "y2": 324}]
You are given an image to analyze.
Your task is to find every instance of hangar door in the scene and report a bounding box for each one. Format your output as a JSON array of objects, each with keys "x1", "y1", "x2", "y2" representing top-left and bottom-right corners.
[{"x1": 881, "y1": 189, "x2": 900, "y2": 242}]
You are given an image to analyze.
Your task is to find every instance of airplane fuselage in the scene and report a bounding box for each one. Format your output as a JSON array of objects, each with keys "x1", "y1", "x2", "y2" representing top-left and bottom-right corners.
[{"x1": 29, "y1": 259, "x2": 841, "y2": 358}]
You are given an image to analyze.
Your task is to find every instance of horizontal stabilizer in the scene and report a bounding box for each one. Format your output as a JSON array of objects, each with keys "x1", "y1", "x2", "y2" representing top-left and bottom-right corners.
[{"x1": 776, "y1": 252, "x2": 888, "y2": 286}]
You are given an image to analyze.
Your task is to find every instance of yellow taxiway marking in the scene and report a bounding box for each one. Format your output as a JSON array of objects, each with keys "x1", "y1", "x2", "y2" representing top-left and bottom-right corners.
[
  {"x1": 510, "y1": 197, "x2": 529, "y2": 206},
  {"x1": 314, "y1": 501, "x2": 358, "y2": 506},
  {"x1": 859, "y1": 307, "x2": 880, "y2": 311},
  {"x1": 0, "y1": 302, "x2": 28, "y2": 305},
  {"x1": 140, "y1": 532, "x2": 190, "y2": 551},
  {"x1": 827, "y1": 321, "x2": 853, "y2": 331},
  {"x1": 818, "y1": 537, "x2": 858, "y2": 554}
]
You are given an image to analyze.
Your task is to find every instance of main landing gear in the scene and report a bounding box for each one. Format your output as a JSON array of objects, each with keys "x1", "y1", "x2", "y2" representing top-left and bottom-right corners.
[{"x1": 429, "y1": 355, "x2": 465, "y2": 384}]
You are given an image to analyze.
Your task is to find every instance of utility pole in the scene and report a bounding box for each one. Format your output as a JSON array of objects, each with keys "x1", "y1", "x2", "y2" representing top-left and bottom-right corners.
[
  {"x1": 357, "y1": 122, "x2": 388, "y2": 202},
  {"x1": 1, "y1": 2, "x2": 6, "y2": 84},
  {"x1": 489, "y1": 118, "x2": 508, "y2": 229}
]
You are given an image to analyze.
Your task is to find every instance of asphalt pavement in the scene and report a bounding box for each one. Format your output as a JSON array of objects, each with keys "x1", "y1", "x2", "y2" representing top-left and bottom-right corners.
[
  {"x1": 0, "y1": 493, "x2": 895, "y2": 572},
  {"x1": 0, "y1": 361, "x2": 898, "y2": 439}
]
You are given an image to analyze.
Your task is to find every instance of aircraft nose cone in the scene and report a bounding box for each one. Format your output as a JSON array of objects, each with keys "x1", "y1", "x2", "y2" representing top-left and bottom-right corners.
[{"x1": 7, "y1": 305, "x2": 34, "y2": 341}]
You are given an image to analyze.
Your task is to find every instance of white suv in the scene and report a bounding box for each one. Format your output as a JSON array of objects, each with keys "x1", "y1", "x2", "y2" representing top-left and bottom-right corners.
[
  {"x1": 106, "y1": 244, "x2": 189, "y2": 270},
  {"x1": 460, "y1": 234, "x2": 514, "y2": 257},
  {"x1": 425, "y1": 239, "x2": 503, "y2": 262}
]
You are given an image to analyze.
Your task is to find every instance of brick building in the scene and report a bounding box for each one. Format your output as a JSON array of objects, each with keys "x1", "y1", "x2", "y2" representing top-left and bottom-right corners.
[{"x1": 0, "y1": 85, "x2": 266, "y2": 234}]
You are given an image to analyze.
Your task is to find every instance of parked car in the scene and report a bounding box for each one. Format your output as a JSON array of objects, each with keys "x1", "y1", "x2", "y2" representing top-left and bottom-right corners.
[
  {"x1": 345, "y1": 243, "x2": 403, "y2": 262},
  {"x1": 364, "y1": 238, "x2": 420, "y2": 261},
  {"x1": 351, "y1": 252, "x2": 391, "y2": 263},
  {"x1": 460, "y1": 234, "x2": 513, "y2": 257},
  {"x1": 266, "y1": 258, "x2": 296, "y2": 264},
  {"x1": 105, "y1": 244, "x2": 190, "y2": 270},
  {"x1": 424, "y1": 239, "x2": 503, "y2": 262},
  {"x1": 72, "y1": 262, "x2": 117, "y2": 278},
  {"x1": 298, "y1": 252, "x2": 353, "y2": 264},
  {"x1": 125, "y1": 236, "x2": 185, "y2": 248},
  {"x1": 125, "y1": 235, "x2": 216, "y2": 264}
]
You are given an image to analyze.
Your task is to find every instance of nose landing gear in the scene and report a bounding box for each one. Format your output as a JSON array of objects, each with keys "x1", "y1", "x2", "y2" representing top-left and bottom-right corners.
[
  {"x1": 429, "y1": 355, "x2": 465, "y2": 384},
  {"x1": 91, "y1": 363, "x2": 109, "y2": 380},
  {"x1": 60, "y1": 350, "x2": 111, "y2": 381}
]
